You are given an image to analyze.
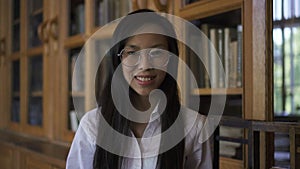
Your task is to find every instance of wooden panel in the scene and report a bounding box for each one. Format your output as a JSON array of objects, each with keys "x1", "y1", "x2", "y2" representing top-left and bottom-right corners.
[
  {"x1": 0, "y1": 143, "x2": 14, "y2": 169},
  {"x1": 52, "y1": 167, "x2": 64, "y2": 169},
  {"x1": 219, "y1": 157, "x2": 243, "y2": 169},
  {"x1": 244, "y1": 0, "x2": 271, "y2": 120},
  {"x1": 25, "y1": 155, "x2": 52, "y2": 169}
]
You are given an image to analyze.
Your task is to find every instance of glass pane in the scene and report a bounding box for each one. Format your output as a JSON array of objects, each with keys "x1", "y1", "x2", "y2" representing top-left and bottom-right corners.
[
  {"x1": 283, "y1": 0, "x2": 292, "y2": 19},
  {"x1": 68, "y1": 97, "x2": 84, "y2": 131},
  {"x1": 273, "y1": 0, "x2": 300, "y2": 117},
  {"x1": 11, "y1": 60, "x2": 20, "y2": 123},
  {"x1": 69, "y1": 48, "x2": 85, "y2": 92},
  {"x1": 296, "y1": 0, "x2": 300, "y2": 17},
  {"x1": 28, "y1": 0, "x2": 43, "y2": 48},
  {"x1": 12, "y1": 24, "x2": 20, "y2": 52},
  {"x1": 11, "y1": 97, "x2": 20, "y2": 123},
  {"x1": 12, "y1": 0, "x2": 20, "y2": 52},
  {"x1": 12, "y1": 60, "x2": 20, "y2": 92},
  {"x1": 68, "y1": 47, "x2": 85, "y2": 131},
  {"x1": 31, "y1": 0, "x2": 43, "y2": 13},
  {"x1": 95, "y1": 0, "x2": 129, "y2": 27},
  {"x1": 28, "y1": 97, "x2": 43, "y2": 126},
  {"x1": 28, "y1": 56, "x2": 43, "y2": 126},
  {"x1": 69, "y1": 0, "x2": 85, "y2": 36},
  {"x1": 273, "y1": 0, "x2": 282, "y2": 21},
  {"x1": 13, "y1": 0, "x2": 20, "y2": 20},
  {"x1": 29, "y1": 56, "x2": 43, "y2": 92}
]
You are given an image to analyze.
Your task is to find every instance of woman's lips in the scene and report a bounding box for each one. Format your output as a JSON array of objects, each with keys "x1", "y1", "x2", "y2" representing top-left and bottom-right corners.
[{"x1": 134, "y1": 75, "x2": 156, "y2": 85}]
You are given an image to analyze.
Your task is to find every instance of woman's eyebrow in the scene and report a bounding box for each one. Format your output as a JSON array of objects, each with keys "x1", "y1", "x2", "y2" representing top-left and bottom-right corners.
[
  {"x1": 124, "y1": 44, "x2": 167, "y2": 49},
  {"x1": 124, "y1": 45, "x2": 139, "y2": 49}
]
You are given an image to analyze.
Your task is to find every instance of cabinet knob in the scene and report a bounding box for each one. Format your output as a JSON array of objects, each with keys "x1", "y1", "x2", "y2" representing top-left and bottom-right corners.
[
  {"x1": 38, "y1": 21, "x2": 49, "y2": 43},
  {"x1": 48, "y1": 17, "x2": 58, "y2": 40}
]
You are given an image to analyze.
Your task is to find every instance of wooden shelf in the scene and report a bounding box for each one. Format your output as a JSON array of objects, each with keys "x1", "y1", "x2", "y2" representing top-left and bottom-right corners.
[
  {"x1": 179, "y1": 0, "x2": 242, "y2": 20},
  {"x1": 192, "y1": 88, "x2": 243, "y2": 95},
  {"x1": 219, "y1": 155, "x2": 243, "y2": 169},
  {"x1": 30, "y1": 91, "x2": 43, "y2": 97},
  {"x1": 31, "y1": 8, "x2": 43, "y2": 16},
  {"x1": 70, "y1": 91, "x2": 85, "y2": 97}
]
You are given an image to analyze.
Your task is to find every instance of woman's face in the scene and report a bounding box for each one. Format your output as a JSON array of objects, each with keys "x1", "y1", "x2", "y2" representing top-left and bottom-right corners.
[{"x1": 121, "y1": 33, "x2": 169, "y2": 96}]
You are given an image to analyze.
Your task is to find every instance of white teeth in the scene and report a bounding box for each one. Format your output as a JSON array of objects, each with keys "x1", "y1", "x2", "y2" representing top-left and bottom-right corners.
[{"x1": 136, "y1": 76, "x2": 153, "y2": 82}]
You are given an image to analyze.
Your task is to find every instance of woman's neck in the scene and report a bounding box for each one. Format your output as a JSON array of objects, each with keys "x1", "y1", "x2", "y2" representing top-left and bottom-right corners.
[
  {"x1": 131, "y1": 93, "x2": 151, "y2": 111},
  {"x1": 129, "y1": 92, "x2": 153, "y2": 138}
]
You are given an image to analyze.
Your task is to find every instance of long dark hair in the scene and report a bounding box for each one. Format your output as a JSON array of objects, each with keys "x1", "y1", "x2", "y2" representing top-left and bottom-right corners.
[{"x1": 93, "y1": 9, "x2": 185, "y2": 169}]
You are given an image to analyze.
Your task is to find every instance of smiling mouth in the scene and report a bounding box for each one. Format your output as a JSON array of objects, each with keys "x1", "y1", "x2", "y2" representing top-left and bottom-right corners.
[{"x1": 135, "y1": 75, "x2": 155, "y2": 82}]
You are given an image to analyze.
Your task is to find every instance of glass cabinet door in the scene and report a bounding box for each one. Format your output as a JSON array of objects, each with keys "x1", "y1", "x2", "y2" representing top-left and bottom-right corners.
[
  {"x1": 27, "y1": 55, "x2": 43, "y2": 126},
  {"x1": 11, "y1": 60, "x2": 20, "y2": 123},
  {"x1": 27, "y1": 0, "x2": 43, "y2": 48},
  {"x1": 68, "y1": 47, "x2": 84, "y2": 132},
  {"x1": 9, "y1": 0, "x2": 21, "y2": 127},
  {"x1": 12, "y1": 0, "x2": 20, "y2": 52},
  {"x1": 24, "y1": 0, "x2": 46, "y2": 135},
  {"x1": 69, "y1": 0, "x2": 85, "y2": 36}
]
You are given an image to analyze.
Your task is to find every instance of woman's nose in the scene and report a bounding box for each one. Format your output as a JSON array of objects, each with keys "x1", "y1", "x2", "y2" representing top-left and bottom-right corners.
[{"x1": 138, "y1": 52, "x2": 152, "y2": 70}]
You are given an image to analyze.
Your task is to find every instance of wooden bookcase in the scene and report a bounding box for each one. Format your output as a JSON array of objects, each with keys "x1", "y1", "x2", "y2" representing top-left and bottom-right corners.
[
  {"x1": 0, "y1": 0, "x2": 132, "y2": 168},
  {"x1": 171, "y1": 0, "x2": 273, "y2": 168},
  {"x1": 0, "y1": 0, "x2": 275, "y2": 168}
]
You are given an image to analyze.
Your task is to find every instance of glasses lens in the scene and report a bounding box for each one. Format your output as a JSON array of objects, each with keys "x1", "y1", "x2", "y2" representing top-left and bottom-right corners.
[
  {"x1": 120, "y1": 48, "x2": 170, "y2": 67},
  {"x1": 149, "y1": 49, "x2": 169, "y2": 67},
  {"x1": 121, "y1": 49, "x2": 140, "y2": 66}
]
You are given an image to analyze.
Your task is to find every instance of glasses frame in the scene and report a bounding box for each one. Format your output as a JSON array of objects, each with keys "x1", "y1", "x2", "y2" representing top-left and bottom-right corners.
[{"x1": 117, "y1": 48, "x2": 171, "y2": 67}]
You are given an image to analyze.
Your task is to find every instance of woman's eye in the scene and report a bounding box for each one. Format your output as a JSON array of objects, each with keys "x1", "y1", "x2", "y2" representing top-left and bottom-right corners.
[
  {"x1": 150, "y1": 49, "x2": 164, "y2": 57},
  {"x1": 125, "y1": 50, "x2": 137, "y2": 56}
]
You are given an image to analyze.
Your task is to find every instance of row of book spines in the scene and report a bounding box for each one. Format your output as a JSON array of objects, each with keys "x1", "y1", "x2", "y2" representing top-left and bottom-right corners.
[
  {"x1": 71, "y1": 0, "x2": 132, "y2": 34},
  {"x1": 96, "y1": 0, "x2": 132, "y2": 26},
  {"x1": 198, "y1": 24, "x2": 242, "y2": 89}
]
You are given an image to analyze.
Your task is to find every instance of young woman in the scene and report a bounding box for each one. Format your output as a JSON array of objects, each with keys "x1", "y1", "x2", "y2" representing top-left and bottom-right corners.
[{"x1": 66, "y1": 9, "x2": 212, "y2": 169}]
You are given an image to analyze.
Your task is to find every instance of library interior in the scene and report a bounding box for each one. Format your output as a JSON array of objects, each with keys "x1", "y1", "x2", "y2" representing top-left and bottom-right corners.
[{"x1": 0, "y1": 0, "x2": 299, "y2": 168}]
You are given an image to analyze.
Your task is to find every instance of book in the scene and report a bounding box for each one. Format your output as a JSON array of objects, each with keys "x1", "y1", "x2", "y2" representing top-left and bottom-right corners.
[
  {"x1": 229, "y1": 41, "x2": 238, "y2": 88},
  {"x1": 209, "y1": 28, "x2": 219, "y2": 88},
  {"x1": 217, "y1": 28, "x2": 225, "y2": 88},
  {"x1": 236, "y1": 25, "x2": 243, "y2": 87},
  {"x1": 200, "y1": 24, "x2": 211, "y2": 88},
  {"x1": 224, "y1": 28, "x2": 230, "y2": 87},
  {"x1": 69, "y1": 110, "x2": 79, "y2": 131},
  {"x1": 188, "y1": 35, "x2": 206, "y2": 88}
]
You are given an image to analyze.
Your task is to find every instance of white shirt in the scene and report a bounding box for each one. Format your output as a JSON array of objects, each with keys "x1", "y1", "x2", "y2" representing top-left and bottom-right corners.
[{"x1": 66, "y1": 107, "x2": 212, "y2": 169}]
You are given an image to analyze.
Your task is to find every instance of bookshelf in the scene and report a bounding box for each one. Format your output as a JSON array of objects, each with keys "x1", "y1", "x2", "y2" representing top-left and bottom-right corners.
[{"x1": 174, "y1": 0, "x2": 272, "y2": 168}]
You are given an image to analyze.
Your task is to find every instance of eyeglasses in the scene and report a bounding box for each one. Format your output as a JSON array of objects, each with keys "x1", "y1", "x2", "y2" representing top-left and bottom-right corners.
[{"x1": 117, "y1": 48, "x2": 170, "y2": 67}]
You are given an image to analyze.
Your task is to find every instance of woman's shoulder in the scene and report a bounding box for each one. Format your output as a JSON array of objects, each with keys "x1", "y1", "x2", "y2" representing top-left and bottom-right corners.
[
  {"x1": 80, "y1": 108, "x2": 99, "y2": 125},
  {"x1": 180, "y1": 106, "x2": 206, "y2": 128},
  {"x1": 78, "y1": 108, "x2": 100, "y2": 143},
  {"x1": 181, "y1": 106, "x2": 210, "y2": 150}
]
